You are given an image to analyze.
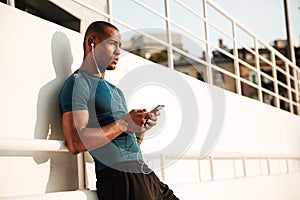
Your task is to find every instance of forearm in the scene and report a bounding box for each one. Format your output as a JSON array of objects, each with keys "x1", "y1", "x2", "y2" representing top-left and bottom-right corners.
[
  {"x1": 62, "y1": 109, "x2": 149, "y2": 154},
  {"x1": 76, "y1": 119, "x2": 128, "y2": 151}
]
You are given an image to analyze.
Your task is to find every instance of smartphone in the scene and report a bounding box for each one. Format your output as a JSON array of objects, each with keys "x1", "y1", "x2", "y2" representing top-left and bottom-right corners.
[{"x1": 150, "y1": 105, "x2": 164, "y2": 113}]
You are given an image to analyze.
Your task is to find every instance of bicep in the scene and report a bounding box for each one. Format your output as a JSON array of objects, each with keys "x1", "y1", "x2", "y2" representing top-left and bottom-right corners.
[{"x1": 62, "y1": 110, "x2": 89, "y2": 154}]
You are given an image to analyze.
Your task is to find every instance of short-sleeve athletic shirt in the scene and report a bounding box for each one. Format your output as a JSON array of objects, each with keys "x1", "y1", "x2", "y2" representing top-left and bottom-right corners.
[{"x1": 59, "y1": 69, "x2": 143, "y2": 171}]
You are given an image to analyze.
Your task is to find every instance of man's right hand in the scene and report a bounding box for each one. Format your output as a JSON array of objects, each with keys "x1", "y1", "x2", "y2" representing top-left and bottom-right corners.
[{"x1": 123, "y1": 109, "x2": 151, "y2": 133}]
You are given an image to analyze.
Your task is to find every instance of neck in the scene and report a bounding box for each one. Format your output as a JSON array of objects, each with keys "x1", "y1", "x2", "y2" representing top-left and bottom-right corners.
[{"x1": 80, "y1": 58, "x2": 105, "y2": 78}]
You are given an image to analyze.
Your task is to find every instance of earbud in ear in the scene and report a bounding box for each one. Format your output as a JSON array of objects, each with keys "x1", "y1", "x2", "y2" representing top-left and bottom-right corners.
[{"x1": 91, "y1": 43, "x2": 94, "y2": 51}]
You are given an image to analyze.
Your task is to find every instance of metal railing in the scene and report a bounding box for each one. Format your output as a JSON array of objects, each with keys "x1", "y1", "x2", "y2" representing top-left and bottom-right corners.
[
  {"x1": 152, "y1": 150, "x2": 300, "y2": 182},
  {"x1": 1, "y1": 138, "x2": 300, "y2": 184},
  {"x1": 0, "y1": 138, "x2": 87, "y2": 190},
  {"x1": 6, "y1": 0, "x2": 298, "y2": 114},
  {"x1": 78, "y1": 0, "x2": 300, "y2": 115},
  {"x1": 2, "y1": 1, "x2": 300, "y2": 197}
]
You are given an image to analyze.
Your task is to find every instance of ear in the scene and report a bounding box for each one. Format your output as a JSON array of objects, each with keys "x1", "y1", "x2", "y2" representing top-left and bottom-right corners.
[{"x1": 87, "y1": 36, "x2": 96, "y2": 48}]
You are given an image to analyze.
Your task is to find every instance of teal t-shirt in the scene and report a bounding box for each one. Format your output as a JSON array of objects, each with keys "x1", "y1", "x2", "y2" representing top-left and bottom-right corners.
[{"x1": 59, "y1": 69, "x2": 143, "y2": 171}]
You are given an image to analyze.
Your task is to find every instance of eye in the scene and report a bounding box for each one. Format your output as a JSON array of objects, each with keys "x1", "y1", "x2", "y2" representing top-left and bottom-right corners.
[
  {"x1": 110, "y1": 40, "x2": 117, "y2": 45},
  {"x1": 109, "y1": 40, "x2": 121, "y2": 48}
]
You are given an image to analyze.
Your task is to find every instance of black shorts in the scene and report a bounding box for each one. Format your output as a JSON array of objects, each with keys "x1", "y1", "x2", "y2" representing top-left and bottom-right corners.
[{"x1": 96, "y1": 161, "x2": 179, "y2": 200}]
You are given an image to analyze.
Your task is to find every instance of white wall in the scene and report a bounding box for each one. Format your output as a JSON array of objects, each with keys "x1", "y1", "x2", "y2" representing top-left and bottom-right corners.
[
  {"x1": 0, "y1": 4, "x2": 82, "y2": 197},
  {"x1": 171, "y1": 173, "x2": 300, "y2": 200},
  {"x1": 1, "y1": 3, "x2": 300, "y2": 199},
  {"x1": 48, "y1": 0, "x2": 107, "y2": 33},
  {"x1": 105, "y1": 50, "x2": 300, "y2": 200}
]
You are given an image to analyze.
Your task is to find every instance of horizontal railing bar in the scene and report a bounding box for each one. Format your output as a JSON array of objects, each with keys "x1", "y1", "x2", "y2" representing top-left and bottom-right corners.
[
  {"x1": 240, "y1": 78, "x2": 260, "y2": 89},
  {"x1": 261, "y1": 87, "x2": 277, "y2": 97},
  {"x1": 277, "y1": 81, "x2": 290, "y2": 89},
  {"x1": 207, "y1": 20, "x2": 234, "y2": 42},
  {"x1": 140, "y1": 148, "x2": 300, "y2": 160},
  {"x1": 1, "y1": 189, "x2": 97, "y2": 200},
  {"x1": 170, "y1": 19, "x2": 207, "y2": 44},
  {"x1": 211, "y1": 153, "x2": 298, "y2": 160},
  {"x1": 206, "y1": 0, "x2": 234, "y2": 21},
  {"x1": 276, "y1": 67, "x2": 288, "y2": 76},
  {"x1": 236, "y1": 43, "x2": 257, "y2": 56},
  {"x1": 235, "y1": 21, "x2": 256, "y2": 39},
  {"x1": 209, "y1": 44, "x2": 235, "y2": 60},
  {"x1": 210, "y1": 63, "x2": 238, "y2": 80},
  {"x1": 172, "y1": 46, "x2": 210, "y2": 67},
  {"x1": 258, "y1": 55, "x2": 273, "y2": 66},
  {"x1": 131, "y1": 0, "x2": 167, "y2": 21},
  {"x1": 0, "y1": 138, "x2": 67, "y2": 152},
  {"x1": 278, "y1": 95, "x2": 294, "y2": 103},
  {"x1": 175, "y1": 0, "x2": 205, "y2": 22},
  {"x1": 260, "y1": 71, "x2": 277, "y2": 82},
  {"x1": 2, "y1": 138, "x2": 299, "y2": 160},
  {"x1": 238, "y1": 60, "x2": 259, "y2": 73}
]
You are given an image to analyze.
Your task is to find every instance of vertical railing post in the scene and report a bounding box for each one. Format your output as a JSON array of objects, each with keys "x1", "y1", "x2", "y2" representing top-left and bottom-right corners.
[
  {"x1": 233, "y1": 159, "x2": 237, "y2": 179},
  {"x1": 197, "y1": 159, "x2": 202, "y2": 182},
  {"x1": 286, "y1": 158, "x2": 290, "y2": 173},
  {"x1": 209, "y1": 156, "x2": 214, "y2": 181},
  {"x1": 203, "y1": 0, "x2": 213, "y2": 85},
  {"x1": 254, "y1": 38, "x2": 263, "y2": 102},
  {"x1": 77, "y1": 153, "x2": 86, "y2": 190},
  {"x1": 160, "y1": 154, "x2": 166, "y2": 181},
  {"x1": 164, "y1": 0, "x2": 174, "y2": 70},
  {"x1": 242, "y1": 157, "x2": 247, "y2": 177},
  {"x1": 106, "y1": 0, "x2": 112, "y2": 23},
  {"x1": 271, "y1": 52, "x2": 280, "y2": 108},
  {"x1": 298, "y1": 70, "x2": 300, "y2": 114},
  {"x1": 293, "y1": 67, "x2": 300, "y2": 115},
  {"x1": 6, "y1": 0, "x2": 15, "y2": 6},
  {"x1": 285, "y1": 62, "x2": 294, "y2": 112},
  {"x1": 232, "y1": 21, "x2": 242, "y2": 95},
  {"x1": 266, "y1": 157, "x2": 271, "y2": 175}
]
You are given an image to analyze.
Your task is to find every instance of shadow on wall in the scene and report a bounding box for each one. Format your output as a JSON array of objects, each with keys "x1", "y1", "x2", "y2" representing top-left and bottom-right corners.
[{"x1": 33, "y1": 31, "x2": 78, "y2": 192}]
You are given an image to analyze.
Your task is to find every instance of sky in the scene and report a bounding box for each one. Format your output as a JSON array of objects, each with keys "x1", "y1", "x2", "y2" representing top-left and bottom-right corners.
[{"x1": 212, "y1": 0, "x2": 300, "y2": 46}]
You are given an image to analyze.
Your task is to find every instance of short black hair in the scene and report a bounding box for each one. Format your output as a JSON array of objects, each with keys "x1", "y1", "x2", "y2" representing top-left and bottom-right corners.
[{"x1": 83, "y1": 21, "x2": 119, "y2": 50}]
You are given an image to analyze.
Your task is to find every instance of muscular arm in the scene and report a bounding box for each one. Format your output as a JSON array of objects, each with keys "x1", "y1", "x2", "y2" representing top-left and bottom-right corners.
[
  {"x1": 62, "y1": 109, "x2": 150, "y2": 154},
  {"x1": 62, "y1": 110, "x2": 128, "y2": 154}
]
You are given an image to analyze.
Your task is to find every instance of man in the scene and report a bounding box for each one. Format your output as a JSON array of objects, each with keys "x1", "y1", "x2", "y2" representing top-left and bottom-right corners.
[{"x1": 59, "y1": 21, "x2": 179, "y2": 200}]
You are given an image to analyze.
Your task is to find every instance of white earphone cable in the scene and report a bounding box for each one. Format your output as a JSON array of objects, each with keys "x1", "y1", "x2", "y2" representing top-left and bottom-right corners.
[{"x1": 91, "y1": 43, "x2": 126, "y2": 112}]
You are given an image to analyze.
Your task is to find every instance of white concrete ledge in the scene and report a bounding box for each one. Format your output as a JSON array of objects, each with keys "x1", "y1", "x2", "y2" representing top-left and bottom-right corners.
[
  {"x1": 171, "y1": 173, "x2": 300, "y2": 200},
  {"x1": 1, "y1": 137, "x2": 300, "y2": 160},
  {"x1": 0, "y1": 138, "x2": 67, "y2": 152},
  {"x1": 1, "y1": 190, "x2": 97, "y2": 200}
]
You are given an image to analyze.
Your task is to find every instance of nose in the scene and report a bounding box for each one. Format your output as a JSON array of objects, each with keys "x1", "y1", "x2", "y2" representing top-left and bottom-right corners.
[{"x1": 115, "y1": 45, "x2": 121, "y2": 55}]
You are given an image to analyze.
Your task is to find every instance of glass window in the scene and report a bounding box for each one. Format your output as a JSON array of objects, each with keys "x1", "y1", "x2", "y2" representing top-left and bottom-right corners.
[{"x1": 15, "y1": 0, "x2": 80, "y2": 32}]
